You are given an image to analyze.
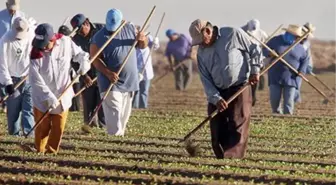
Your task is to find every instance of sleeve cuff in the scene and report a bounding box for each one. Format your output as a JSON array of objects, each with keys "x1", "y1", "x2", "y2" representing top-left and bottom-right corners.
[
  {"x1": 209, "y1": 94, "x2": 222, "y2": 105},
  {"x1": 251, "y1": 66, "x2": 260, "y2": 74}
]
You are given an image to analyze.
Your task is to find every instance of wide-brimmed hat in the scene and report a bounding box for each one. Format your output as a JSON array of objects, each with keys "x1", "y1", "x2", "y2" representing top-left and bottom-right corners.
[
  {"x1": 282, "y1": 24, "x2": 303, "y2": 37},
  {"x1": 302, "y1": 22, "x2": 316, "y2": 37}
]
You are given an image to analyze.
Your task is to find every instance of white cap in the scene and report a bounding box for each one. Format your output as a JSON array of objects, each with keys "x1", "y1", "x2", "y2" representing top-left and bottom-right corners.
[{"x1": 12, "y1": 17, "x2": 29, "y2": 39}]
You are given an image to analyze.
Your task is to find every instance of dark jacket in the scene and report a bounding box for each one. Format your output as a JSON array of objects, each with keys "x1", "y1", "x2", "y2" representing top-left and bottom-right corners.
[{"x1": 72, "y1": 22, "x2": 105, "y2": 78}]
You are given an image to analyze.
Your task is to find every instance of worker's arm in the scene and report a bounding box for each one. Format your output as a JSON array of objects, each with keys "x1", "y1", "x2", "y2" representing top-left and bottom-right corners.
[{"x1": 89, "y1": 43, "x2": 119, "y2": 83}]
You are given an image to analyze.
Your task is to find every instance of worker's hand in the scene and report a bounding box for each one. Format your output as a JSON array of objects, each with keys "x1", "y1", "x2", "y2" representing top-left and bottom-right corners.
[
  {"x1": 216, "y1": 99, "x2": 228, "y2": 112},
  {"x1": 249, "y1": 74, "x2": 260, "y2": 85},
  {"x1": 136, "y1": 31, "x2": 147, "y2": 42},
  {"x1": 5, "y1": 84, "x2": 14, "y2": 96},
  {"x1": 43, "y1": 97, "x2": 58, "y2": 109},
  {"x1": 297, "y1": 72, "x2": 303, "y2": 77},
  {"x1": 138, "y1": 73, "x2": 144, "y2": 82},
  {"x1": 83, "y1": 75, "x2": 93, "y2": 88},
  {"x1": 106, "y1": 70, "x2": 119, "y2": 83}
]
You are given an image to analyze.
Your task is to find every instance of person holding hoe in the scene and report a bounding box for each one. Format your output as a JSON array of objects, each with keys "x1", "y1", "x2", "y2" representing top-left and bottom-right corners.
[
  {"x1": 189, "y1": 19, "x2": 262, "y2": 159},
  {"x1": 29, "y1": 23, "x2": 91, "y2": 154}
]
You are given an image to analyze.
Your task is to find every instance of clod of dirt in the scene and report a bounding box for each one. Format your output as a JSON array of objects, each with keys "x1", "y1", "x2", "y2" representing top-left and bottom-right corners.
[
  {"x1": 81, "y1": 125, "x2": 94, "y2": 134},
  {"x1": 184, "y1": 140, "x2": 201, "y2": 157}
]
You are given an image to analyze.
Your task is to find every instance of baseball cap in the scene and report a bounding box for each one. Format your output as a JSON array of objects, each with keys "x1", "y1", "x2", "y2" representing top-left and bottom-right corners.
[
  {"x1": 70, "y1": 14, "x2": 86, "y2": 30},
  {"x1": 165, "y1": 29, "x2": 176, "y2": 37},
  {"x1": 189, "y1": 19, "x2": 207, "y2": 46},
  {"x1": 105, "y1": 8, "x2": 123, "y2": 32},
  {"x1": 32, "y1": 23, "x2": 54, "y2": 49},
  {"x1": 12, "y1": 17, "x2": 29, "y2": 39},
  {"x1": 7, "y1": 0, "x2": 20, "y2": 11}
]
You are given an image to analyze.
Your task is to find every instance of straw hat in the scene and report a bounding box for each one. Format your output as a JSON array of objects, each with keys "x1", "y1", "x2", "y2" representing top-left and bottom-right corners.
[
  {"x1": 302, "y1": 22, "x2": 316, "y2": 37},
  {"x1": 282, "y1": 24, "x2": 303, "y2": 37}
]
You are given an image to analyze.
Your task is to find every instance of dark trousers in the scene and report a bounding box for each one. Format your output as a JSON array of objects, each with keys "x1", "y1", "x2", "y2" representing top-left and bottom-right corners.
[
  {"x1": 208, "y1": 84, "x2": 252, "y2": 159},
  {"x1": 251, "y1": 75, "x2": 265, "y2": 106},
  {"x1": 70, "y1": 83, "x2": 81, "y2": 112},
  {"x1": 174, "y1": 59, "x2": 192, "y2": 91},
  {"x1": 81, "y1": 83, "x2": 105, "y2": 127}
]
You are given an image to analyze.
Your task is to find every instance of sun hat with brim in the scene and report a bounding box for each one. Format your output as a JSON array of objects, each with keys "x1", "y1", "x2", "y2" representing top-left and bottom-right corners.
[
  {"x1": 282, "y1": 24, "x2": 303, "y2": 37},
  {"x1": 302, "y1": 22, "x2": 316, "y2": 37},
  {"x1": 189, "y1": 19, "x2": 207, "y2": 46},
  {"x1": 7, "y1": 0, "x2": 20, "y2": 11},
  {"x1": 105, "y1": 8, "x2": 123, "y2": 32},
  {"x1": 12, "y1": 17, "x2": 29, "y2": 39},
  {"x1": 32, "y1": 23, "x2": 54, "y2": 49}
]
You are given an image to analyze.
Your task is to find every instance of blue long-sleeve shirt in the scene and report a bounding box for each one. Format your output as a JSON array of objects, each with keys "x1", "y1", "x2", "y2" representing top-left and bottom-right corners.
[
  {"x1": 263, "y1": 35, "x2": 309, "y2": 88},
  {"x1": 197, "y1": 26, "x2": 262, "y2": 105}
]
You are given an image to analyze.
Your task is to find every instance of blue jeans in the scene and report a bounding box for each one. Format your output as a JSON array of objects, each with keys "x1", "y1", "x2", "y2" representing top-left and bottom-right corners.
[
  {"x1": 7, "y1": 77, "x2": 34, "y2": 136},
  {"x1": 132, "y1": 80, "x2": 151, "y2": 109},
  {"x1": 0, "y1": 84, "x2": 6, "y2": 109},
  {"x1": 269, "y1": 84, "x2": 296, "y2": 115},
  {"x1": 294, "y1": 78, "x2": 302, "y2": 103}
]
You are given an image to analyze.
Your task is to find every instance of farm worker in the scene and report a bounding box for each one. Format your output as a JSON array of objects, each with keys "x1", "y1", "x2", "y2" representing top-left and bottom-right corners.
[
  {"x1": 242, "y1": 19, "x2": 268, "y2": 106},
  {"x1": 189, "y1": 19, "x2": 262, "y2": 159},
  {"x1": 70, "y1": 13, "x2": 105, "y2": 127},
  {"x1": 263, "y1": 25, "x2": 309, "y2": 114},
  {"x1": 294, "y1": 23, "x2": 316, "y2": 103},
  {"x1": 90, "y1": 9, "x2": 148, "y2": 136},
  {"x1": 29, "y1": 23, "x2": 91, "y2": 153},
  {"x1": 165, "y1": 29, "x2": 193, "y2": 91},
  {"x1": 0, "y1": 17, "x2": 35, "y2": 136},
  {"x1": 57, "y1": 25, "x2": 81, "y2": 112},
  {"x1": 0, "y1": 0, "x2": 37, "y2": 113},
  {"x1": 133, "y1": 25, "x2": 160, "y2": 109}
]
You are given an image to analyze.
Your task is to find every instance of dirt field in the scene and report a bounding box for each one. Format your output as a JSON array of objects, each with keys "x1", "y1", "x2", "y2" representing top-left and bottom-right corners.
[{"x1": 0, "y1": 68, "x2": 335, "y2": 184}]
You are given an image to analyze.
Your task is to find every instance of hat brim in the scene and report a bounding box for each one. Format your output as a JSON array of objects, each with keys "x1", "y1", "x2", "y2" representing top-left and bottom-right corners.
[
  {"x1": 32, "y1": 38, "x2": 49, "y2": 49},
  {"x1": 191, "y1": 36, "x2": 203, "y2": 46},
  {"x1": 283, "y1": 28, "x2": 302, "y2": 37},
  {"x1": 15, "y1": 31, "x2": 28, "y2": 39}
]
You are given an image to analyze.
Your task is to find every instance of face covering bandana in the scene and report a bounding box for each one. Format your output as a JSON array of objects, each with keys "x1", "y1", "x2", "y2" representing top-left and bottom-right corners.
[{"x1": 282, "y1": 32, "x2": 296, "y2": 45}]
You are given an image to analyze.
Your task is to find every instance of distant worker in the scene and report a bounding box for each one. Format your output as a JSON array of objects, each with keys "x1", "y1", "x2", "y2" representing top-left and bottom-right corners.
[
  {"x1": 263, "y1": 25, "x2": 309, "y2": 114},
  {"x1": 133, "y1": 25, "x2": 160, "y2": 109},
  {"x1": 294, "y1": 23, "x2": 316, "y2": 103},
  {"x1": 242, "y1": 19, "x2": 268, "y2": 106},
  {"x1": 165, "y1": 29, "x2": 193, "y2": 91}
]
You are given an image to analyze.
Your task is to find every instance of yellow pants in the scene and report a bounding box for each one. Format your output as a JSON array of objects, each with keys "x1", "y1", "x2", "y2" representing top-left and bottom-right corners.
[{"x1": 34, "y1": 108, "x2": 68, "y2": 154}]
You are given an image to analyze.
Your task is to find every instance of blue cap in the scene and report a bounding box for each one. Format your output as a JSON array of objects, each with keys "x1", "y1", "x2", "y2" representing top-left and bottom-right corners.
[
  {"x1": 105, "y1": 8, "x2": 123, "y2": 32},
  {"x1": 70, "y1": 14, "x2": 87, "y2": 29},
  {"x1": 32, "y1": 23, "x2": 54, "y2": 49},
  {"x1": 166, "y1": 29, "x2": 176, "y2": 37}
]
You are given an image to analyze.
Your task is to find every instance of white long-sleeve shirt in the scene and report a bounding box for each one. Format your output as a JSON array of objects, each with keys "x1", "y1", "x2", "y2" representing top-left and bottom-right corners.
[
  {"x1": 29, "y1": 35, "x2": 90, "y2": 114},
  {"x1": 0, "y1": 28, "x2": 35, "y2": 85},
  {"x1": 136, "y1": 35, "x2": 160, "y2": 80}
]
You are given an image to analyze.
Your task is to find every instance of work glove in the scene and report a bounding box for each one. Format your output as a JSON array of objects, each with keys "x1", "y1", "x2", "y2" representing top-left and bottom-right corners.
[
  {"x1": 153, "y1": 37, "x2": 160, "y2": 49},
  {"x1": 138, "y1": 73, "x2": 144, "y2": 82},
  {"x1": 5, "y1": 84, "x2": 14, "y2": 95},
  {"x1": 43, "y1": 97, "x2": 59, "y2": 109}
]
